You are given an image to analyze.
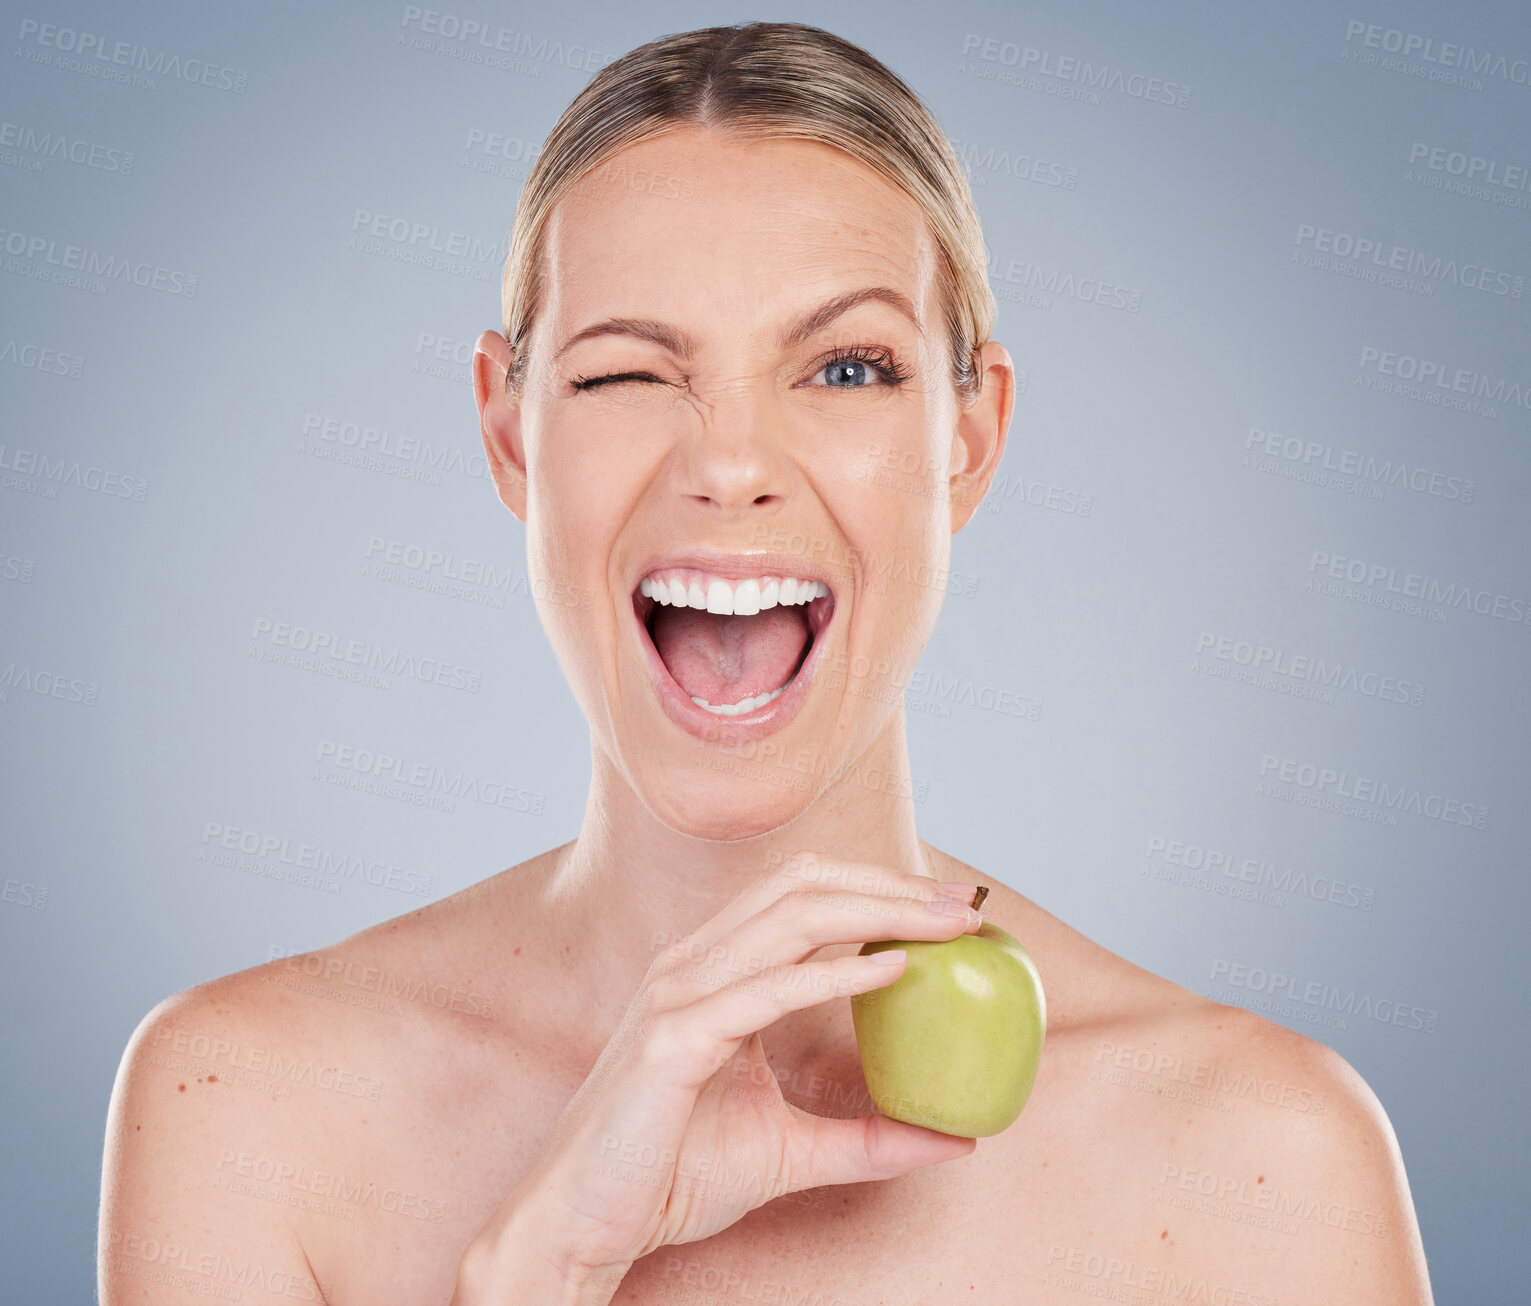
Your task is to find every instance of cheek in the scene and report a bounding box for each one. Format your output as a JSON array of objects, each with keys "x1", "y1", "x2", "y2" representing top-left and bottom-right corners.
[
  {"x1": 827, "y1": 392, "x2": 950, "y2": 512},
  {"x1": 523, "y1": 491, "x2": 616, "y2": 731},
  {"x1": 842, "y1": 472, "x2": 950, "y2": 677},
  {"x1": 526, "y1": 419, "x2": 633, "y2": 568},
  {"x1": 840, "y1": 437, "x2": 952, "y2": 574},
  {"x1": 522, "y1": 432, "x2": 630, "y2": 700}
]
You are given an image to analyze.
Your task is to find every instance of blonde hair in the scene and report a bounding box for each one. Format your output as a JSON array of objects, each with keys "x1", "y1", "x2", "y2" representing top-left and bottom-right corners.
[{"x1": 500, "y1": 20, "x2": 996, "y2": 406}]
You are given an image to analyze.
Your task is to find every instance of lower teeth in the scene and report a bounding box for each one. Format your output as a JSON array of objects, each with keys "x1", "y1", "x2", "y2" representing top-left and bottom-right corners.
[{"x1": 690, "y1": 679, "x2": 792, "y2": 716}]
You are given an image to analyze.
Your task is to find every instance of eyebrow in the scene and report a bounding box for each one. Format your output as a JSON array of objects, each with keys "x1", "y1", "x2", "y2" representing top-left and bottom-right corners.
[{"x1": 549, "y1": 285, "x2": 922, "y2": 365}]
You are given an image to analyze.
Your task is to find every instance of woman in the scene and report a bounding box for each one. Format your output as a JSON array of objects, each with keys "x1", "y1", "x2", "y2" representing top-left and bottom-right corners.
[{"x1": 99, "y1": 21, "x2": 1434, "y2": 1305}]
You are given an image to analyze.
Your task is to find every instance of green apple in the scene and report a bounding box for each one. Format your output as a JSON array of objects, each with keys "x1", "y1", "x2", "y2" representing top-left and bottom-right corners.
[{"x1": 851, "y1": 890, "x2": 1045, "y2": 1138}]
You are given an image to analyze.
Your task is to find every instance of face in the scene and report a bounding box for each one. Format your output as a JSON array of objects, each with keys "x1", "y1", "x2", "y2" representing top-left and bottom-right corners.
[{"x1": 474, "y1": 126, "x2": 1011, "y2": 840}]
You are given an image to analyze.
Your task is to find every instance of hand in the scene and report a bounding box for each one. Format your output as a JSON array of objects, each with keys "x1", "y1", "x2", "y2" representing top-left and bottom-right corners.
[{"x1": 460, "y1": 851, "x2": 986, "y2": 1293}]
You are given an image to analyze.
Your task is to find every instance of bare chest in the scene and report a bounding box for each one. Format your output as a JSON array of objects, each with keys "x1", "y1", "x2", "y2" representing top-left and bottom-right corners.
[
  {"x1": 301, "y1": 1036, "x2": 1194, "y2": 1306},
  {"x1": 310, "y1": 1150, "x2": 1094, "y2": 1304}
]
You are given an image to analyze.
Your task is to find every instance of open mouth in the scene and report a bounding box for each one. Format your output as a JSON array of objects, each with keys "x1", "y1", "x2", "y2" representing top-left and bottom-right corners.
[{"x1": 631, "y1": 567, "x2": 837, "y2": 720}]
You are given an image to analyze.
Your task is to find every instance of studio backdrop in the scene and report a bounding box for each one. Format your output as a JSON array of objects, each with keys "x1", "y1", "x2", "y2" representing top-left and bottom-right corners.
[{"x1": 1, "y1": 0, "x2": 1526, "y2": 1299}]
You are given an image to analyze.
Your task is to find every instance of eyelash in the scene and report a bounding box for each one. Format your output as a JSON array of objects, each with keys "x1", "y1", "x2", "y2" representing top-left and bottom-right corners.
[
  {"x1": 819, "y1": 344, "x2": 914, "y2": 387},
  {"x1": 569, "y1": 344, "x2": 913, "y2": 391}
]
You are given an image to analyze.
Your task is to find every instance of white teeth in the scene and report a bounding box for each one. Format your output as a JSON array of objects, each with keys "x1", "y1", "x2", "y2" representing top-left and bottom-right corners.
[
  {"x1": 733, "y1": 578, "x2": 761, "y2": 615},
  {"x1": 636, "y1": 569, "x2": 828, "y2": 715},
  {"x1": 690, "y1": 682, "x2": 790, "y2": 715},
  {"x1": 638, "y1": 570, "x2": 827, "y2": 614},
  {"x1": 706, "y1": 578, "x2": 734, "y2": 615}
]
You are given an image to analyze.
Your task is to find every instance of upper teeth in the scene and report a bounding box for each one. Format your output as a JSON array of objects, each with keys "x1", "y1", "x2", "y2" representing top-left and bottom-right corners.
[{"x1": 638, "y1": 571, "x2": 828, "y2": 616}]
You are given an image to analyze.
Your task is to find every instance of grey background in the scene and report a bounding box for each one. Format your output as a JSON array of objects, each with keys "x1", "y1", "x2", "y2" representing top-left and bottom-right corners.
[{"x1": 2, "y1": 0, "x2": 1526, "y2": 1298}]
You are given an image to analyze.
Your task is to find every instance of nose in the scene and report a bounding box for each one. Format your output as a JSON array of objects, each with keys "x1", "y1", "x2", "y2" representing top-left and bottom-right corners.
[{"x1": 673, "y1": 382, "x2": 793, "y2": 514}]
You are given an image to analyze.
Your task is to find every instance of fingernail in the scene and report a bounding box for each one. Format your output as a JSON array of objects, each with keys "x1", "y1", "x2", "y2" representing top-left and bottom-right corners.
[
  {"x1": 925, "y1": 896, "x2": 978, "y2": 920},
  {"x1": 868, "y1": 949, "x2": 907, "y2": 965}
]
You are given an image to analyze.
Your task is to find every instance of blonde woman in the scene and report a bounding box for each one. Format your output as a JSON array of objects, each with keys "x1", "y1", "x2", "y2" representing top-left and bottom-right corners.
[{"x1": 100, "y1": 22, "x2": 1434, "y2": 1305}]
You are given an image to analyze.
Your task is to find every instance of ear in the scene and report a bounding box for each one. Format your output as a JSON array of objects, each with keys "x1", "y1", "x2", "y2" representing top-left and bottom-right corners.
[
  {"x1": 948, "y1": 340, "x2": 1015, "y2": 533},
  {"x1": 473, "y1": 329, "x2": 528, "y2": 522}
]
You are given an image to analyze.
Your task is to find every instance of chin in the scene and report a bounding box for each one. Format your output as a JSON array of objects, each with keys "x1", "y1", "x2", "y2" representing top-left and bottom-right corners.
[{"x1": 643, "y1": 769, "x2": 814, "y2": 843}]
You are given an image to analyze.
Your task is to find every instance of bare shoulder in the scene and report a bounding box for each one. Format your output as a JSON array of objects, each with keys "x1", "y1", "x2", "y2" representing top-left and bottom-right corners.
[
  {"x1": 1118, "y1": 986, "x2": 1434, "y2": 1302},
  {"x1": 922, "y1": 841, "x2": 1434, "y2": 1303},
  {"x1": 101, "y1": 959, "x2": 339, "y2": 1302},
  {"x1": 107, "y1": 840, "x2": 565, "y2": 1123},
  {"x1": 100, "y1": 846, "x2": 563, "y2": 1304},
  {"x1": 260, "y1": 868, "x2": 522, "y2": 1034}
]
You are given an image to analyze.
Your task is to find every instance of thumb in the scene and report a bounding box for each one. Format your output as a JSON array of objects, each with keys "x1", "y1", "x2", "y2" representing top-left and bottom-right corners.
[{"x1": 781, "y1": 1104, "x2": 977, "y2": 1192}]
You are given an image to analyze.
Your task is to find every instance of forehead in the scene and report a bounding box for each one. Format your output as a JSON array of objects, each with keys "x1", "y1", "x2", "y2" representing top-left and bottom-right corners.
[{"x1": 539, "y1": 127, "x2": 939, "y2": 344}]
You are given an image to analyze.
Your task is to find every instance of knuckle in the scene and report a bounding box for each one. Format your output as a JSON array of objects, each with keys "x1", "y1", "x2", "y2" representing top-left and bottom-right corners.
[
  {"x1": 639, "y1": 1008, "x2": 721, "y2": 1079},
  {"x1": 776, "y1": 849, "x2": 822, "y2": 884},
  {"x1": 649, "y1": 939, "x2": 718, "y2": 985},
  {"x1": 454, "y1": 1238, "x2": 497, "y2": 1298},
  {"x1": 768, "y1": 888, "x2": 827, "y2": 935},
  {"x1": 639, "y1": 967, "x2": 694, "y2": 1015},
  {"x1": 728, "y1": 963, "x2": 783, "y2": 1000},
  {"x1": 638, "y1": 1009, "x2": 686, "y2": 1064}
]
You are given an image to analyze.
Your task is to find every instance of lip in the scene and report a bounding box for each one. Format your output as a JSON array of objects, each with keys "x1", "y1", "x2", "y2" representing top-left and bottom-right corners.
[
  {"x1": 630, "y1": 547, "x2": 839, "y2": 595},
  {"x1": 627, "y1": 547, "x2": 839, "y2": 742}
]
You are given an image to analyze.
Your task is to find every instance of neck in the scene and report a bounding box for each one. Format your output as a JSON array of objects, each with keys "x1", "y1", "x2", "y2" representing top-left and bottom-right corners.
[{"x1": 541, "y1": 709, "x2": 934, "y2": 1033}]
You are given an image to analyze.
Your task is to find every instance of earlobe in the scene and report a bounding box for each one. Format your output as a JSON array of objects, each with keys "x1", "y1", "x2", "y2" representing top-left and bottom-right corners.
[
  {"x1": 949, "y1": 341, "x2": 1014, "y2": 533},
  {"x1": 473, "y1": 330, "x2": 529, "y2": 522}
]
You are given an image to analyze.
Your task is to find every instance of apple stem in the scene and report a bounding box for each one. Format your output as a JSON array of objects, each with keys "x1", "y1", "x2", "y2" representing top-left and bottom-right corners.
[{"x1": 971, "y1": 886, "x2": 989, "y2": 911}]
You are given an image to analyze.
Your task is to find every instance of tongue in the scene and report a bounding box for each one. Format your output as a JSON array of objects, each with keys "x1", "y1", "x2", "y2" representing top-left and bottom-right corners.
[{"x1": 649, "y1": 603, "x2": 811, "y2": 705}]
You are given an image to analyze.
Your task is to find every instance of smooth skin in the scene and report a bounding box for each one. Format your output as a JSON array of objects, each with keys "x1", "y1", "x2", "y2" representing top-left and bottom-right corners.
[
  {"x1": 99, "y1": 127, "x2": 1434, "y2": 1305},
  {"x1": 457, "y1": 859, "x2": 989, "y2": 1303}
]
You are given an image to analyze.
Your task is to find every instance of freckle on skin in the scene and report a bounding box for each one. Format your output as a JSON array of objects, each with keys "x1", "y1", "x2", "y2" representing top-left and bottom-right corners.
[
  {"x1": 1160, "y1": 1230, "x2": 1168, "y2": 1239},
  {"x1": 1257, "y1": 1175, "x2": 1264, "y2": 1183},
  {"x1": 177, "y1": 1084, "x2": 186, "y2": 1092},
  {"x1": 208, "y1": 1074, "x2": 217, "y2": 1082}
]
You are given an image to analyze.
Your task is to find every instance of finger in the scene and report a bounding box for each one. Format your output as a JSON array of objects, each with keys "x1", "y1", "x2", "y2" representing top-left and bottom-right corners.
[
  {"x1": 681, "y1": 852, "x2": 962, "y2": 955},
  {"x1": 781, "y1": 1106, "x2": 977, "y2": 1192},
  {"x1": 660, "y1": 884, "x2": 981, "y2": 995},
  {"x1": 643, "y1": 950, "x2": 914, "y2": 1088}
]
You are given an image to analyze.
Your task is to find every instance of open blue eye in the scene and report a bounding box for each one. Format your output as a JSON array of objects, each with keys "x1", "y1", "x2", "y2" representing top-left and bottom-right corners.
[
  {"x1": 809, "y1": 346, "x2": 912, "y2": 388},
  {"x1": 823, "y1": 359, "x2": 873, "y2": 386}
]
